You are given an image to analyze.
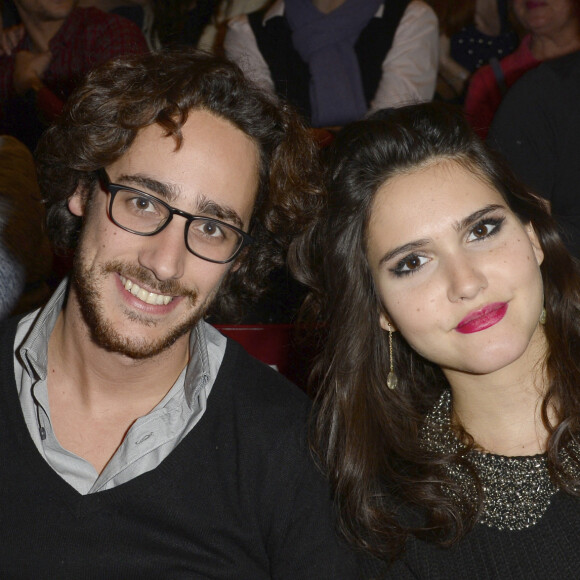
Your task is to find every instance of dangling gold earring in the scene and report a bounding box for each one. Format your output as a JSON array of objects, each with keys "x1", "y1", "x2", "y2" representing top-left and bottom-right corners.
[
  {"x1": 387, "y1": 325, "x2": 397, "y2": 390},
  {"x1": 539, "y1": 307, "x2": 547, "y2": 325}
]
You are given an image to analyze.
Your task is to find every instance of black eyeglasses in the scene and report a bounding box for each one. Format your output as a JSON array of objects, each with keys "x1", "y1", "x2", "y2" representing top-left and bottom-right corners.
[{"x1": 99, "y1": 170, "x2": 253, "y2": 264}]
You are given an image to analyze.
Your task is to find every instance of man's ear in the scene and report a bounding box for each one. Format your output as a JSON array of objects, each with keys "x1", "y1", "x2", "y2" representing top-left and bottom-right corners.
[
  {"x1": 230, "y1": 255, "x2": 244, "y2": 272},
  {"x1": 230, "y1": 246, "x2": 252, "y2": 272},
  {"x1": 68, "y1": 188, "x2": 86, "y2": 217}
]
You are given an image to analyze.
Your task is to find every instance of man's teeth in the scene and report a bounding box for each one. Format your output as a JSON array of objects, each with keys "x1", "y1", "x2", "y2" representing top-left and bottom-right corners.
[{"x1": 120, "y1": 276, "x2": 172, "y2": 305}]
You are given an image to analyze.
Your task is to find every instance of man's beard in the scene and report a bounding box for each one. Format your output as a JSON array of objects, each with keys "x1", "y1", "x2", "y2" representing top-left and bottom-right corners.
[{"x1": 72, "y1": 256, "x2": 208, "y2": 360}]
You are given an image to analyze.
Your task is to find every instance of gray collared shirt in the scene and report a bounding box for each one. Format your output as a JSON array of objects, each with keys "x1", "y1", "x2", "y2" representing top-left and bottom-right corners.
[{"x1": 14, "y1": 279, "x2": 226, "y2": 494}]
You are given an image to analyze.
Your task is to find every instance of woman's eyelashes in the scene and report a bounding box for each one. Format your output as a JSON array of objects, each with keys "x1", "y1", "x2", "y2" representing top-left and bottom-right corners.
[
  {"x1": 466, "y1": 216, "x2": 505, "y2": 242},
  {"x1": 389, "y1": 215, "x2": 506, "y2": 277},
  {"x1": 391, "y1": 254, "x2": 430, "y2": 276}
]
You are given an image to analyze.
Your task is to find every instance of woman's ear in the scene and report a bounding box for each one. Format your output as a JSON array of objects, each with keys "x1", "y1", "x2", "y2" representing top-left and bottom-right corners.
[
  {"x1": 525, "y1": 222, "x2": 544, "y2": 267},
  {"x1": 379, "y1": 311, "x2": 396, "y2": 332},
  {"x1": 68, "y1": 187, "x2": 86, "y2": 217}
]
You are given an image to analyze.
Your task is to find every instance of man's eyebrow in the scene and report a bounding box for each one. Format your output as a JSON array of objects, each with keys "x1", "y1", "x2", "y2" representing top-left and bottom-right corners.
[
  {"x1": 378, "y1": 204, "x2": 506, "y2": 266},
  {"x1": 196, "y1": 196, "x2": 244, "y2": 229},
  {"x1": 116, "y1": 173, "x2": 181, "y2": 203},
  {"x1": 115, "y1": 173, "x2": 246, "y2": 229}
]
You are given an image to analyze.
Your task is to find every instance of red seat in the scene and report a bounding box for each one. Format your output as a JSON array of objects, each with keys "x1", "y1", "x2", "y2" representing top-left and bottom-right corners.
[{"x1": 214, "y1": 324, "x2": 309, "y2": 388}]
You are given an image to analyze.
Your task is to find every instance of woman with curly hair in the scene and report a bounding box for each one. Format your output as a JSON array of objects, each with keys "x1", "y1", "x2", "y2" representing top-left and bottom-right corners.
[{"x1": 291, "y1": 102, "x2": 580, "y2": 577}]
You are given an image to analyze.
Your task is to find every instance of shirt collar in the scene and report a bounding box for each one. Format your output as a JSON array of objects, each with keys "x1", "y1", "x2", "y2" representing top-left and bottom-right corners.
[
  {"x1": 19, "y1": 278, "x2": 68, "y2": 382},
  {"x1": 183, "y1": 321, "x2": 211, "y2": 410}
]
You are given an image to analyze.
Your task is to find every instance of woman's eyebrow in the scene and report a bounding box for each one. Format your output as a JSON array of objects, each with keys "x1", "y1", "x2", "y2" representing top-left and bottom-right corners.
[
  {"x1": 453, "y1": 204, "x2": 506, "y2": 232},
  {"x1": 378, "y1": 204, "x2": 507, "y2": 266},
  {"x1": 379, "y1": 239, "x2": 430, "y2": 266}
]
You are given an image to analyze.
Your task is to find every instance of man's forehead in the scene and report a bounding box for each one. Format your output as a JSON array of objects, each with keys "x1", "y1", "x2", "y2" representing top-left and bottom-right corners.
[
  {"x1": 127, "y1": 112, "x2": 259, "y2": 167},
  {"x1": 135, "y1": 110, "x2": 255, "y2": 148}
]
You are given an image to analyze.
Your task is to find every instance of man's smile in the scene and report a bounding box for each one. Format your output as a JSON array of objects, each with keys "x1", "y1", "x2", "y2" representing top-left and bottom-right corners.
[{"x1": 119, "y1": 275, "x2": 174, "y2": 306}]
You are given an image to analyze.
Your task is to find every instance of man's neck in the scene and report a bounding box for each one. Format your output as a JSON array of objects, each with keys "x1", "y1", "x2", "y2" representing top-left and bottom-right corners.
[
  {"x1": 48, "y1": 298, "x2": 191, "y2": 416},
  {"x1": 46, "y1": 297, "x2": 192, "y2": 473},
  {"x1": 16, "y1": 9, "x2": 69, "y2": 53}
]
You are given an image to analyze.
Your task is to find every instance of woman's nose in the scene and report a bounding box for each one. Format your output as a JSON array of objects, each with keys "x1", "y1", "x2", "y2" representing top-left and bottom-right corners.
[{"x1": 445, "y1": 254, "x2": 488, "y2": 302}]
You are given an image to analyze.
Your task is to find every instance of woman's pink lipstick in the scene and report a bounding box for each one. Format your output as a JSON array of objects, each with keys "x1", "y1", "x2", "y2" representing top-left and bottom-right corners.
[{"x1": 456, "y1": 302, "x2": 508, "y2": 334}]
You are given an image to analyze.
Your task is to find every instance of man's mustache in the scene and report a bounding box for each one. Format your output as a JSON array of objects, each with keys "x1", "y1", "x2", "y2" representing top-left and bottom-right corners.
[{"x1": 102, "y1": 260, "x2": 198, "y2": 303}]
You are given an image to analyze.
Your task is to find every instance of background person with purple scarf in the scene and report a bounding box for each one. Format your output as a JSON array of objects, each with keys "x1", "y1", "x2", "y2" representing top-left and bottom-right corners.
[{"x1": 225, "y1": 0, "x2": 438, "y2": 127}]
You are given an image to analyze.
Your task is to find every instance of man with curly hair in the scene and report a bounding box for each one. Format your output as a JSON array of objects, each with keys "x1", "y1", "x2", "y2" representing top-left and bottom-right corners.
[{"x1": 0, "y1": 50, "x2": 355, "y2": 578}]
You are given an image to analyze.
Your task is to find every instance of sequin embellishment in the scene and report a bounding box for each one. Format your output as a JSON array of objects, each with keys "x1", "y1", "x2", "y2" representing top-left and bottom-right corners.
[{"x1": 421, "y1": 390, "x2": 580, "y2": 531}]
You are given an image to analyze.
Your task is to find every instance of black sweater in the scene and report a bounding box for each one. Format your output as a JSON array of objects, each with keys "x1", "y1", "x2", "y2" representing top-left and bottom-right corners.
[
  {"x1": 0, "y1": 316, "x2": 356, "y2": 579},
  {"x1": 362, "y1": 485, "x2": 580, "y2": 579}
]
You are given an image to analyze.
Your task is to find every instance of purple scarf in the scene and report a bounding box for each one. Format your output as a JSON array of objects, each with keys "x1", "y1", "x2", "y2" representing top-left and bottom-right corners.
[{"x1": 285, "y1": 0, "x2": 384, "y2": 127}]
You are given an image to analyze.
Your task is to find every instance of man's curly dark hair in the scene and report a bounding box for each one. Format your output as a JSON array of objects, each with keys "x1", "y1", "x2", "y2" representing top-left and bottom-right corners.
[{"x1": 35, "y1": 49, "x2": 323, "y2": 320}]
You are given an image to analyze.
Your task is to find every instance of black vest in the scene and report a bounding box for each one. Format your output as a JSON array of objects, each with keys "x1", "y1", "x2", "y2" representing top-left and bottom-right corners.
[{"x1": 249, "y1": 0, "x2": 411, "y2": 124}]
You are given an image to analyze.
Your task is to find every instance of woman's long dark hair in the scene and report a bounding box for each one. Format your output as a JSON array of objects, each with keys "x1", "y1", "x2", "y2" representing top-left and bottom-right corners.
[{"x1": 290, "y1": 103, "x2": 580, "y2": 560}]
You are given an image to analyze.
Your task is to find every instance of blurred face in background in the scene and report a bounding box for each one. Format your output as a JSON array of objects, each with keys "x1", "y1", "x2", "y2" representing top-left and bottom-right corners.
[
  {"x1": 511, "y1": 0, "x2": 579, "y2": 36},
  {"x1": 14, "y1": 0, "x2": 78, "y2": 22}
]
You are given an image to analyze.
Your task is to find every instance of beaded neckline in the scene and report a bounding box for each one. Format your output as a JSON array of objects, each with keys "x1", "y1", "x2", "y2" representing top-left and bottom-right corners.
[{"x1": 421, "y1": 390, "x2": 580, "y2": 531}]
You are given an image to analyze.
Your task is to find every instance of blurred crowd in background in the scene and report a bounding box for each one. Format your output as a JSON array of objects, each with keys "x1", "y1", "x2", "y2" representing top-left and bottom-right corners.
[{"x1": 1, "y1": 0, "x2": 579, "y2": 325}]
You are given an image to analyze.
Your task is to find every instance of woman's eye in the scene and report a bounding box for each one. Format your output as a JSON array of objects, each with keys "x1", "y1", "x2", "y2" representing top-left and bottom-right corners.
[
  {"x1": 471, "y1": 223, "x2": 493, "y2": 239},
  {"x1": 393, "y1": 254, "x2": 429, "y2": 276},
  {"x1": 466, "y1": 218, "x2": 504, "y2": 242}
]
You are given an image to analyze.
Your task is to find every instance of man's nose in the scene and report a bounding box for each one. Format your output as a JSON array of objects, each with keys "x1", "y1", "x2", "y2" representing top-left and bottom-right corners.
[{"x1": 137, "y1": 219, "x2": 188, "y2": 281}]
